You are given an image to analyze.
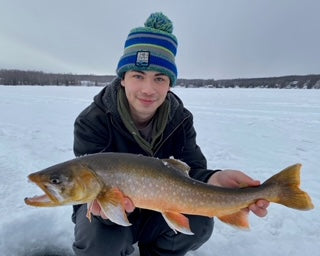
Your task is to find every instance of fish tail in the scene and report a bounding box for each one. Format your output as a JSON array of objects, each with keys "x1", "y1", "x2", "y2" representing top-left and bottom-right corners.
[{"x1": 264, "y1": 163, "x2": 314, "y2": 210}]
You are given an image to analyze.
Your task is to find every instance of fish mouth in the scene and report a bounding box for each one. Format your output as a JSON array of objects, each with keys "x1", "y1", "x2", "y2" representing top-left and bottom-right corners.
[{"x1": 24, "y1": 174, "x2": 59, "y2": 207}]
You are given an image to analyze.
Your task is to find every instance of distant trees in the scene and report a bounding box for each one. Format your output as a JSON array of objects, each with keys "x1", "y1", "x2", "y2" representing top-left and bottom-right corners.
[
  {"x1": 176, "y1": 75, "x2": 320, "y2": 89},
  {"x1": 209, "y1": 75, "x2": 320, "y2": 89},
  {"x1": 0, "y1": 69, "x2": 319, "y2": 89},
  {"x1": 0, "y1": 69, "x2": 114, "y2": 86}
]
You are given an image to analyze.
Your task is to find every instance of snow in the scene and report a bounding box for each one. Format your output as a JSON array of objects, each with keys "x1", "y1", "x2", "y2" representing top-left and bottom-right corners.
[{"x1": 0, "y1": 86, "x2": 319, "y2": 256}]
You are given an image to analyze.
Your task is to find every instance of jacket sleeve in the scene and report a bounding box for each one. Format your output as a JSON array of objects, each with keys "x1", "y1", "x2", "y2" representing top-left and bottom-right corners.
[
  {"x1": 73, "y1": 103, "x2": 110, "y2": 157},
  {"x1": 181, "y1": 112, "x2": 220, "y2": 183},
  {"x1": 72, "y1": 103, "x2": 112, "y2": 220}
]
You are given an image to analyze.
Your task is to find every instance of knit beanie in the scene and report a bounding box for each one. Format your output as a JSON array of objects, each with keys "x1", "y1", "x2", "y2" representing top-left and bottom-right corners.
[{"x1": 116, "y1": 12, "x2": 178, "y2": 86}]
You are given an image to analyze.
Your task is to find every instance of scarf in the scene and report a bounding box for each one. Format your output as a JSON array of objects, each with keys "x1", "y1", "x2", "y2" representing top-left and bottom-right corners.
[{"x1": 117, "y1": 87, "x2": 170, "y2": 155}]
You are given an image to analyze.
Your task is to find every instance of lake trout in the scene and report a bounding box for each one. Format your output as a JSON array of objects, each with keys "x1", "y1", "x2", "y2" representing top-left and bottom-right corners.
[{"x1": 25, "y1": 152, "x2": 314, "y2": 235}]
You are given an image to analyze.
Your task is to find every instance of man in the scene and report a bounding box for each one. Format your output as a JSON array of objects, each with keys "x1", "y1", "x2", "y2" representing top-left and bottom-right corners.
[{"x1": 72, "y1": 12, "x2": 269, "y2": 256}]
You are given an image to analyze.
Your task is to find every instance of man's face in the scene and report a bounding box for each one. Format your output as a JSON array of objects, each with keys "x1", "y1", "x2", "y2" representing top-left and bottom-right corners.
[{"x1": 121, "y1": 70, "x2": 170, "y2": 124}]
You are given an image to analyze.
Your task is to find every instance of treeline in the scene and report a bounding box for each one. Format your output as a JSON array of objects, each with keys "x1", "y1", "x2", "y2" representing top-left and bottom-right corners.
[
  {"x1": 211, "y1": 75, "x2": 320, "y2": 89},
  {"x1": 177, "y1": 75, "x2": 320, "y2": 89},
  {"x1": 0, "y1": 69, "x2": 114, "y2": 86},
  {"x1": 0, "y1": 69, "x2": 320, "y2": 89}
]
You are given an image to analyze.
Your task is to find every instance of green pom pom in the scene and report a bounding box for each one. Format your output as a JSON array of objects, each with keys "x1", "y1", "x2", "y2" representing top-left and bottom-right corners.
[{"x1": 144, "y1": 12, "x2": 173, "y2": 33}]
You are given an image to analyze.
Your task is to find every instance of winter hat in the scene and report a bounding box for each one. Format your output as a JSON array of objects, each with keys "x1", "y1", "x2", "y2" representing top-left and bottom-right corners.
[{"x1": 116, "y1": 12, "x2": 178, "y2": 86}]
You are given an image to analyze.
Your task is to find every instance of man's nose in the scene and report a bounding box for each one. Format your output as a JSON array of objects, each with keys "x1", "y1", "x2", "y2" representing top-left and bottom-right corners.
[{"x1": 141, "y1": 79, "x2": 156, "y2": 94}]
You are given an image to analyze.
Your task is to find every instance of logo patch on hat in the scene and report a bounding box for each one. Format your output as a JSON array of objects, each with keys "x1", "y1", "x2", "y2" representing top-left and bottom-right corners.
[{"x1": 135, "y1": 51, "x2": 150, "y2": 67}]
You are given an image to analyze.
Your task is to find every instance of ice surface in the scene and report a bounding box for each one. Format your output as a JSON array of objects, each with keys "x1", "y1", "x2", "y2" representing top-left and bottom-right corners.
[{"x1": 0, "y1": 86, "x2": 319, "y2": 256}]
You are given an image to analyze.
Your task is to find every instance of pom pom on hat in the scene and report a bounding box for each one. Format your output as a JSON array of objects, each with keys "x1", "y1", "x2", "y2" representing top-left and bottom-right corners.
[
  {"x1": 144, "y1": 12, "x2": 173, "y2": 33},
  {"x1": 116, "y1": 12, "x2": 178, "y2": 86}
]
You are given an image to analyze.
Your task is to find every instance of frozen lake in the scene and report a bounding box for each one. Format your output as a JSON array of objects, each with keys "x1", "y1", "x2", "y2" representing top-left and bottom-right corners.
[{"x1": 0, "y1": 86, "x2": 319, "y2": 256}]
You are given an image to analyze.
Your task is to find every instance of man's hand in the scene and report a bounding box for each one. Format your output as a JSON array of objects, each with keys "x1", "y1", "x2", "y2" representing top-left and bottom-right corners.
[
  {"x1": 90, "y1": 197, "x2": 135, "y2": 219},
  {"x1": 208, "y1": 170, "x2": 270, "y2": 217}
]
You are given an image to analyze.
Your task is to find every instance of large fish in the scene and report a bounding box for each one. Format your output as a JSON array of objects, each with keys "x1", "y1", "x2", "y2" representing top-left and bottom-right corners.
[{"x1": 25, "y1": 153, "x2": 314, "y2": 235}]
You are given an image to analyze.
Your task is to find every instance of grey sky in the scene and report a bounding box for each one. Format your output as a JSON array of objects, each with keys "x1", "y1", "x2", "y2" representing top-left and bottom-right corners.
[{"x1": 1, "y1": 0, "x2": 319, "y2": 79}]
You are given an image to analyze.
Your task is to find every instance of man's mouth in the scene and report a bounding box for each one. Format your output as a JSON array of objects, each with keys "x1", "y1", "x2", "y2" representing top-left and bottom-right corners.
[{"x1": 139, "y1": 98, "x2": 156, "y2": 105}]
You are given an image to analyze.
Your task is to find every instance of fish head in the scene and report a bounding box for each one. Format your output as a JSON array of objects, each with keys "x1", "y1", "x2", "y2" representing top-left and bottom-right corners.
[{"x1": 25, "y1": 161, "x2": 103, "y2": 207}]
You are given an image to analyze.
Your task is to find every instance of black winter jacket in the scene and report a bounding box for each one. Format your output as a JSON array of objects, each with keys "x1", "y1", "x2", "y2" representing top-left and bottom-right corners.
[{"x1": 73, "y1": 78, "x2": 215, "y2": 182}]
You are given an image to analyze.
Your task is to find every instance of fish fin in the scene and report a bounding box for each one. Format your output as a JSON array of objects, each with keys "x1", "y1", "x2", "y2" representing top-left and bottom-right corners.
[
  {"x1": 218, "y1": 209, "x2": 250, "y2": 229},
  {"x1": 263, "y1": 164, "x2": 314, "y2": 210},
  {"x1": 86, "y1": 201, "x2": 94, "y2": 222},
  {"x1": 162, "y1": 159, "x2": 190, "y2": 176},
  {"x1": 162, "y1": 211, "x2": 194, "y2": 235},
  {"x1": 96, "y1": 187, "x2": 131, "y2": 226}
]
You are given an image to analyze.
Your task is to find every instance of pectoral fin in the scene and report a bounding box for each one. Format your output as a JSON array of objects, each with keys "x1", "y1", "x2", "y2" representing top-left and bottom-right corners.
[
  {"x1": 86, "y1": 201, "x2": 94, "y2": 222},
  {"x1": 162, "y1": 211, "x2": 194, "y2": 235},
  {"x1": 218, "y1": 209, "x2": 249, "y2": 229},
  {"x1": 96, "y1": 187, "x2": 131, "y2": 226}
]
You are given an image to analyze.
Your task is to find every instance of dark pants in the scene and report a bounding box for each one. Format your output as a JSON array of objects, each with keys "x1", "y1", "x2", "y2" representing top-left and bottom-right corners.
[{"x1": 72, "y1": 204, "x2": 214, "y2": 256}]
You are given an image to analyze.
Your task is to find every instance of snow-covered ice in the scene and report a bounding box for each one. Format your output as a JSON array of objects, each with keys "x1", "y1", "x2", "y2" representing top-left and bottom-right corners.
[{"x1": 0, "y1": 86, "x2": 319, "y2": 256}]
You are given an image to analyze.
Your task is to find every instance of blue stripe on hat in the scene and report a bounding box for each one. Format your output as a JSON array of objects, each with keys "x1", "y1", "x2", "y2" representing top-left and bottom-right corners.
[
  {"x1": 117, "y1": 54, "x2": 177, "y2": 76},
  {"x1": 125, "y1": 37, "x2": 177, "y2": 56}
]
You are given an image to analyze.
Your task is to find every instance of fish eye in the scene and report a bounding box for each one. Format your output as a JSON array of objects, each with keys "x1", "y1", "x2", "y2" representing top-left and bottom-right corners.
[{"x1": 50, "y1": 177, "x2": 61, "y2": 184}]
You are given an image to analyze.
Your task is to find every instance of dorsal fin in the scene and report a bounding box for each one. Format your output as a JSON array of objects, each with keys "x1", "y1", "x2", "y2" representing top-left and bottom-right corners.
[{"x1": 162, "y1": 158, "x2": 190, "y2": 176}]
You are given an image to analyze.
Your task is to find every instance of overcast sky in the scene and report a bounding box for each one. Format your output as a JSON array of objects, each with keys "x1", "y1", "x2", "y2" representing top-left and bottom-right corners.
[{"x1": 1, "y1": 0, "x2": 319, "y2": 79}]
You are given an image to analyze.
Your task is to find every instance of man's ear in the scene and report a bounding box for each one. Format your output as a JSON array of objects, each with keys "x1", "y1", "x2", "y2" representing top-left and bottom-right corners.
[{"x1": 120, "y1": 72, "x2": 127, "y2": 87}]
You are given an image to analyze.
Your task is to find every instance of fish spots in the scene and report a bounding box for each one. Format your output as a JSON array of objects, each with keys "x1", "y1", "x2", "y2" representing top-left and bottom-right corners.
[
  {"x1": 93, "y1": 157, "x2": 221, "y2": 215},
  {"x1": 187, "y1": 197, "x2": 194, "y2": 204}
]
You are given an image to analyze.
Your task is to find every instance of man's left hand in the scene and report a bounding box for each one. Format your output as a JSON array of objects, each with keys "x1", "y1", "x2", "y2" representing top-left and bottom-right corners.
[{"x1": 208, "y1": 170, "x2": 270, "y2": 217}]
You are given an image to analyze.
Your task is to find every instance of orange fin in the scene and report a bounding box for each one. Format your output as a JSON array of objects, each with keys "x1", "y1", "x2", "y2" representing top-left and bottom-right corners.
[
  {"x1": 263, "y1": 163, "x2": 314, "y2": 210},
  {"x1": 86, "y1": 201, "x2": 94, "y2": 222},
  {"x1": 96, "y1": 187, "x2": 131, "y2": 226},
  {"x1": 218, "y1": 209, "x2": 250, "y2": 229},
  {"x1": 162, "y1": 211, "x2": 194, "y2": 235}
]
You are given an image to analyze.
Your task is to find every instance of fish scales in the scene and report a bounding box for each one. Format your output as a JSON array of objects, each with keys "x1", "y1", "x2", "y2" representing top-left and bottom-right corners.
[
  {"x1": 25, "y1": 152, "x2": 314, "y2": 234},
  {"x1": 81, "y1": 153, "x2": 279, "y2": 216},
  {"x1": 78, "y1": 153, "x2": 253, "y2": 214}
]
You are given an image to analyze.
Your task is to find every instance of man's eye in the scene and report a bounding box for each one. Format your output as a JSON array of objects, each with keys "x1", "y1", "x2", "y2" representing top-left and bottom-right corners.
[{"x1": 155, "y1": 77, "x2": 165, "y2": 82}]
